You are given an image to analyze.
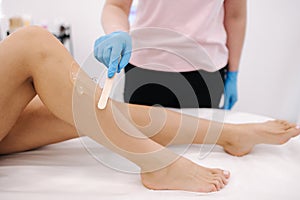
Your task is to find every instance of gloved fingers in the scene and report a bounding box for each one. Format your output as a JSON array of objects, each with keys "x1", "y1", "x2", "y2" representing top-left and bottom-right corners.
[
  {"x1": 94, "y1": 35, "x2": 109, "y2": 51},
  {"x1": 118, "y1": 38, "x2": 132, "y2": 72},
  {"x1": 228, "y1": 98, "x2": 234, "y2": 110},
  {"x1": 108, "y1": 45, "x2": 122, "y2": 78},
  {"x1": 118, "y1": 52, "x2": 131, "y2": 73},
  {"x1": 94, "y1": 33, "x2": 114, "y2": 62},
  {"x1": 94, "y1": 39, "x2": 107, "y2": 63},
  {"x1": 93, "y1": 40, "x2": 101, "y2": 62},
  {"x1": 229, "y1": 96, "x2": 238, "y2": 109},
  {"x1": 224, "y1": 95, "x2": 237, "y2": 110},
  {"x1": 102, "y1": 47, "x2": 112, "y2": 67},
  {"x1": 94, "y1": 31, "x2": 132, "y2": 75},
  {"x1": 108, "y1": 58, "x2": 119, "y2": 78},
  {"x1": 223, "y1": 95, "x2": 231, "y2": 110}
]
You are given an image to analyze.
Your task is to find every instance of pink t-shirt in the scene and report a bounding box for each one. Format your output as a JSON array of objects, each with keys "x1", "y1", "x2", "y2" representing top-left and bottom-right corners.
[{"x1": 130, "y1": 0, "x2": 228, "y2": 72}]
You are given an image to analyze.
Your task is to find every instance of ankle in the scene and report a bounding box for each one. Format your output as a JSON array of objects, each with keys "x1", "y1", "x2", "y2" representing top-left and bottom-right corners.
[
  {"x1": 140, "y1": 162, "x2": 172, "y2": 190},
  {"x1": 216, "y1": 123, "x2": 238, "y2": 147}
]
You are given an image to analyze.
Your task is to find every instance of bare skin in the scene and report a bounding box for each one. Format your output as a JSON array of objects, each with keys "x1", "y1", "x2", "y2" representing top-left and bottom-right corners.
[{"x1": 0, "y1": 27, "x2": 299, "y2": 193}]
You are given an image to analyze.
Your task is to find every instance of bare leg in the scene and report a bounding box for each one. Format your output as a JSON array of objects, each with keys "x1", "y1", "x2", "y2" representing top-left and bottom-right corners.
[
  {"x1": 0, "y1": 29, "x2": 299, "y2": 158},
  {"x1": 0, "y1": 26, "x2": 229, "y2": 192},
  {"x1": 116, "y1": 102, "x2": 300, "y2": 156},
  {"x1": 2, "y1": 96, "x2": 298, "y2": 157},
  {"x1": 0, "y1": 96, "x2": 77, "y2": 154}
]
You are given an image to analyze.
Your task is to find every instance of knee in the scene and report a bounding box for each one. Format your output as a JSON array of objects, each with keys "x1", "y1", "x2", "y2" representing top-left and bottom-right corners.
[
  {"x1": 11, "y1": 26, "x2": 58, "y2": 61},
  {"x1": 12, "y1": 26, "x2": 53, "y2": 44}
]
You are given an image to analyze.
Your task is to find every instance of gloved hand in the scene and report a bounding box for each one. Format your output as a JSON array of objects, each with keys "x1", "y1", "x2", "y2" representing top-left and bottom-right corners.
[
  {"x1": 223, "y1": 71, "x2": 238, "y2": 110},
  {"x1": 94, "y1": 31, "x2": 132, "y2": 78}
]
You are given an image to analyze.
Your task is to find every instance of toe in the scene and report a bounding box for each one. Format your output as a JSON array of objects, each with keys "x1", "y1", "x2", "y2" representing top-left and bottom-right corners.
[
  {"x1": 272, "y1": 120, "x2": 288, "y2": 128},
  {"x1": 287, "y1": 122, "x2": 297, "y2": 129},
  {"x1": 198, "y1": 182, "x2": 218, "y2": 193},
  {"x1": 287, "y1": 127, "x2": 300, "y2": 137},
  {"x1": 209, "y1": 180, "x2": 221, "y2": 191},
  {"x1": 275, "y1": 127, "x2": 300, "y2": 144},
  {"x1": 211, "y1": 168, "x2": 230, "y2": 179},
  {"x1": 223, "y1": 170, "x2": 230, "y2": 179},
  {"x1": 275, "y1": 120, "x2": 292, "y2": 129},
  {"x1": 209, "y1": 184, "x2": 218, "y2": 193},
  {"x1": 213, "y1": 176, "x2": 225, "y2": 188},
  {"x1": 215, "y1": 174, "x2": 229, "y2": 185},
  {"x1": 276, "y1": 120, "x2": 289, "y2": 125},
  {"x1": 282, "y1": 121, "x2": 297, "y2": 130}
]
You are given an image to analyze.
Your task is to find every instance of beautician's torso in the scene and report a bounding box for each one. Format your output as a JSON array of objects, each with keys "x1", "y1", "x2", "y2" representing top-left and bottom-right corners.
[{"x1": 130, "y1": 0, "x2": 228, "y2": 72}]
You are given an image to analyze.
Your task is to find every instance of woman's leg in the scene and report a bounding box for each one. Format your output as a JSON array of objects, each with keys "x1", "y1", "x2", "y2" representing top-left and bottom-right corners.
[
  {"x1": 123, "y1": 103, "x2": 300, "y2": 156},
  {"x1": 1, "y1": 96, "x2": 298, "y2": 157},
  {"x1": 0, "y1": 96, "x2": 77, "y2": 154},
  {"x1": 0, "y1": 27, "x2": 299, "y2": 158},
  {"x1": 0, "y1": 26, "x2": 229, "y2": 192}
]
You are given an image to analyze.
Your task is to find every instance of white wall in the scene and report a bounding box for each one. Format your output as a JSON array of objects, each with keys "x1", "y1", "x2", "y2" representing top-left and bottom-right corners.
[
  {"x1": 1, "y1": 0, "x2": 300, "y2": 122},
  {"x1": 234, "y1": 0, "x2": 300, "y2": 122},
  {"x1": 1, "y1": 0, "x2": 105, "y2": 65},
  {"x1": 0, "y1": 0, "x2": 2, "y2": 15},
  {"x1": 0, "y1": 1, "x2": 2, "y2": 40}
]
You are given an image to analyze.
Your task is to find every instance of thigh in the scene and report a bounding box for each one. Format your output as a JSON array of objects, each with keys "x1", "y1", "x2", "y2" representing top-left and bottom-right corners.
[
  {"x1": 0, "y1": 96, "x2": 78, "y2": 154},
  {"x1": 0, "y1": 34, "x2": 36, "y2": 140}
]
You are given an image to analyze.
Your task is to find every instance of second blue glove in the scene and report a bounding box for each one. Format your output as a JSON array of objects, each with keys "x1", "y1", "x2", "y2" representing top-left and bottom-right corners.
[
  {"x1": 223, "y1": 71, "x2": 238, "y2": 110},
  {"x1": 94, "y1": 31, "x2": 132, "y2": 78}
]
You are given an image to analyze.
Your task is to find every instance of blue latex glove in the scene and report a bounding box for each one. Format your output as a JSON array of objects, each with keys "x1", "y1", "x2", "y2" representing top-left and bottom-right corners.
[
  {"x1": 223, "y1": 71, "x2": 238, "y2": 110},
  {"x1": 94, "y1": 31, "x2": 132, "y2": 78}
]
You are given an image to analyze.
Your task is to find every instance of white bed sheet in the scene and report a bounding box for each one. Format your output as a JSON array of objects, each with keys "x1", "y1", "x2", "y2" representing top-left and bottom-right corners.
[{"x1": 1, "y1": 109, "x2": 300, "y2": 200}]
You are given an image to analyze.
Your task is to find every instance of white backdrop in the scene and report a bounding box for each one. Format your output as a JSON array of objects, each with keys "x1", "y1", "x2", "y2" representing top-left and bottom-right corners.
[
  {"x1": 235, "y1": 0, "x2": 300, "y2": 123},
  {"x1": 1, "y1": 0, "x2": 300, "y2": 122},
  {"x1": 1, "y1": 0, "x2": 104, "y2": 65},
  {"x1": 0, "y1": 0, "x2": 2, "y2": 15}
]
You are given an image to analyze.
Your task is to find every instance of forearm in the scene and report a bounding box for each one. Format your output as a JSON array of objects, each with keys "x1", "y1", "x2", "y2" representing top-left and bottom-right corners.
[
  {"x1": 102, "y1": 1, "x2": 131, "y2": 33},
  {"x1": 224, "y1": 0, "x2": 247, "y2": 71}
]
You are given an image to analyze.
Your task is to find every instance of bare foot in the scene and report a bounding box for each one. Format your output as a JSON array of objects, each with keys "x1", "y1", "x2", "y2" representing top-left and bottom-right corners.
[
  {"x1": 141, "y1": 157, "x2": 230, "y2": 193},
  {"x1": 221, "y1": 120, "x2": 300, "y2": 156}
]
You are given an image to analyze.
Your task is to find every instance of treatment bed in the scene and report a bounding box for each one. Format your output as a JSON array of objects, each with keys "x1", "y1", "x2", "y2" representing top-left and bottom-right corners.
[{"x1": 1, "y1": 109, "x2": 300, "y2": 200}]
